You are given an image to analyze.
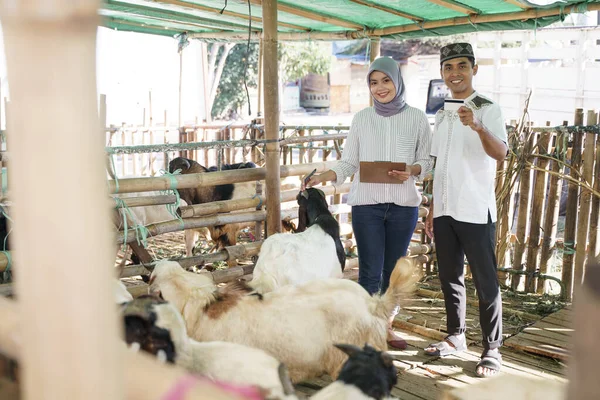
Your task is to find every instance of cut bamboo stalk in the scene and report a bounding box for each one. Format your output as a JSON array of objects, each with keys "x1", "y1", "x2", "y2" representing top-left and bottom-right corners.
[
  {"x1": 525, "y1": 130, "x2": 551, "y2": 292},
  {"x1": 1, "y1": 1, "x2": 122, "y2": 398},
  {"x1": 0, "y1": 251, "x2": 10, "y2": 273},
  {"x1": 562, "y1": 109, "x2": 585, "y2": 301},
  {"x1": 574, "y1": 111, "x2": 597, "y2": 286},
  {"x1": 107, "y1": 161, "x2": 337, "y2": 194},
  {"x1": 590, "y1": 134, "x2": 600, "y2": 259},
  {"x1": 537, "y1": 130, "x2": 566, "y2": 294},
  {"x1": 262, "y1": 0, "x2": 281, "y2": 236},
  {"x1": 512, "y1": 131, "x2": 535, "y2": 291}
]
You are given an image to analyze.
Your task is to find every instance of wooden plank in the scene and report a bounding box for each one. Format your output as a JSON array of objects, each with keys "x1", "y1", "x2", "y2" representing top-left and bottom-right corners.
[
  {"x1": 503, "y1": 336, "x2": 570, "y2": 360},
  {"x1": 442, "y1": 374, "x2": 565, "y2": 400},
  {"x1": 522, "y1": 321, "x2": 573, "y2": 337},
  {"x1": 395, "y1": 366, "x2": 449, "y2": 400},
  {"x1": 512, "y1": 331, "x2": 571, "y2": 351}
]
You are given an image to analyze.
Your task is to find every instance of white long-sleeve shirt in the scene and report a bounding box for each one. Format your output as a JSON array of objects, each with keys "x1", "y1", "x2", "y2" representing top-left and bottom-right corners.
[{"x1": 330, "y1": 106, "x2": 433, "y2": 207}]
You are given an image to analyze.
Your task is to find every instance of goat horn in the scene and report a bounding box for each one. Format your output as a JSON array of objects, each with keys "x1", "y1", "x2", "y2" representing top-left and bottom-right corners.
[
  {"x1": 277, "y1": 363, "x2": 295, "y2": 396},
  {"x1": 333, "y1": 343, "x2": 362, "y2": 357}
]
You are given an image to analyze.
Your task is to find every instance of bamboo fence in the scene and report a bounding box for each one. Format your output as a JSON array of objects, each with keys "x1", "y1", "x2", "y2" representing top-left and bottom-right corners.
[{"x1": 495, "y1": 107, "x2": 600, "y2": 301}]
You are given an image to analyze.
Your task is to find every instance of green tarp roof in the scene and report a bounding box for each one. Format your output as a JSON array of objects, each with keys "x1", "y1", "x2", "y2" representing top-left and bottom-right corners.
[{"x1": 99, "y1": 0, "x2": 600, "y2": 40}]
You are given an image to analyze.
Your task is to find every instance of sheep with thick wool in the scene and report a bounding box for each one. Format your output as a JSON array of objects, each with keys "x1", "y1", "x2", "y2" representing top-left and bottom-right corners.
[
  {"x1": 148, "y1": 257, "x2": 420, "y2": 383},
  {"x1": 121, "y1": 295, "x2": 296, "y2": 400},
  {"x1": 249, "y1": 187, "x2": 345, "y2": 294}
]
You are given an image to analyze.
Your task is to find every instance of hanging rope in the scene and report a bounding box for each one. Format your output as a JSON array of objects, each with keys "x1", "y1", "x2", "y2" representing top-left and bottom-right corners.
[
  {"x1": 159, "y1": 168, "x2": 185, "y2": 229},
  {"x1": 114, "y1": 197, "x2": 150, "y2": 249}
]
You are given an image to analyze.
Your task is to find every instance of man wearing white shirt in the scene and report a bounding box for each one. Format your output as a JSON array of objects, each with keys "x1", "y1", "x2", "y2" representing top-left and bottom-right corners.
[{"x1": 423, "y1": 43, "x2": 508, "y2": 378}]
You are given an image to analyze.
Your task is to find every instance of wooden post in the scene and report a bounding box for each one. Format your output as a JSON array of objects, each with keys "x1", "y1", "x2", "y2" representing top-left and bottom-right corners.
[
  {"x1": 525, "y1": 130, "x2": 551, "y2": 292},
  {"x1": 574, "y1": 111, "x2": 597, "y2": 286},
  {"x1": 368, "y1": 38, "x2": 381, "y2": 108},
  {"x1": 590, "y1": 133, "x2": 600, "y2": 259},
  {"x1": 163, "y1": 109, "x2": 169, "y2": 172},
  {"x1": 257, "y1": 39, "x2": 264, "y2": 117},
  {"x1": 262, "y1": 0, "x2": 281, "y2": 236},
  {"x1": 537, "y1": 129, "x2": 566, "y2": 293},
  {"x1": 511, "y1": 131, "x2": 535, "y2": 291},
  {"x1": 566, "y1": 257, "x2": 600, "y2": 400},
  {"x1": 254, "y1": 180, "x2": 264, "y2": 242},
  {"x1": 178, "y1": 49, "x2": 183, "y2": 128},
  {"x1": 308, "y1": 129, "x2": 314, "y2": 163},
  {"x1": 562, "y1": 109, "x2": 585, "y2": 301},
  {"x1": 0, "y1": 1, "x2": 122, "y2": 399},
  {"x1": 299, "y1": 128, "x2": 307, "y2": 163}
]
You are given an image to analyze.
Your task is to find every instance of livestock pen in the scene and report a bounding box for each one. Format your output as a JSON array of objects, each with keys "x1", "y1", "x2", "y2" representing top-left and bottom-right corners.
[{"x1": 1, "y1": 1, "x2": 600, "y2": 400}]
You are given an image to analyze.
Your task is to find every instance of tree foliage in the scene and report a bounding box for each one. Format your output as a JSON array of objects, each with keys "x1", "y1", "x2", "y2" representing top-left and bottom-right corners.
[
  {"x1": 211, "y1": 43, "x2": 258, "y2": 119},
  {"x1": 211, "y1": 41, "x2": 333, "y2": 118}
]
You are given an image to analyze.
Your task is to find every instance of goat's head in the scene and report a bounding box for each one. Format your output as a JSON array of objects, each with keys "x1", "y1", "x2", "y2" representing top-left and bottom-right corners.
[
  {"x1": 296, "y1": 187, "x2": 328, "y2": 232},
  {"x1": 148, "y1": 260, "x2": 216, "y2": 312},
  {"x1": 334, "y1": 343, "x2": 397, "y2": 400},
  {"x1": 121, "y1": 295, "x2": 178, "y2": 364},
  {"x1": 168, "y1": 157, "x2": 194, "y2": 174}
]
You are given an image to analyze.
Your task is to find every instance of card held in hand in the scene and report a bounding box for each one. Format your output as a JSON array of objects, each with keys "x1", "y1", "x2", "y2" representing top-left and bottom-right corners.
[{"x1": 359, "y1": 161, "x2": 407, "y2": 184}]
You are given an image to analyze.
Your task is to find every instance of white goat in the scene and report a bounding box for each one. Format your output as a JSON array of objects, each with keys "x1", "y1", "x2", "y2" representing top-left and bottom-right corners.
[
  {"x1": 310, "y1": 344, "x2": 398, "y2": 400},
  {"x1": 249, "y1": 188, "x2": 345, "y2": 294},
  {"x1": 122, "y1": 295, "x2": 296, "y2": 400},
  {"x1": 148, "y1": 257, "x2": 419, "y2": 383}
]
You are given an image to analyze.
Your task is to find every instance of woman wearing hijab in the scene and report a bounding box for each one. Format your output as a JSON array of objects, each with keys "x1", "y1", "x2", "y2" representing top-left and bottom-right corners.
[{"x1": 305, "y1": 56, "x2": 433, "y2": 349}]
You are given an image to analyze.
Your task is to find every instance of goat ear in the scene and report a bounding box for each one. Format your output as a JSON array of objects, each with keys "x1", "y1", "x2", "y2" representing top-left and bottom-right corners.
[
  {"x1": 296, "y1": 201, "x2": 308, "y2": 232},
  {"x1": 334, "y1": 343, "x2": 362, "y2": 357},
  {"x1": 380, "y1": 351, "x2": 394, "y2": 368}
]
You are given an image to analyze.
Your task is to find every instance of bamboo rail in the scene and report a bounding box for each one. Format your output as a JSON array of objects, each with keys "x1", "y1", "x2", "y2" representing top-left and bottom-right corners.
[
  {"x1": 114, "y1": 194, "x2": 178, "y2": 208},
  {"x1": 177, "y1": 183, "x2": 353, "y2": 218},
  {"x1": 108, "y1": 161, "x2": 336, "y2": 194}
]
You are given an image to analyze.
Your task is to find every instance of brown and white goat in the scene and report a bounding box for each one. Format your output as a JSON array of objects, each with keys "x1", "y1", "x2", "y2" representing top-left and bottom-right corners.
[
  {"x1": 147, "y1": 257, "x2": 420, "y2": 383},
  {"x1": 122, "y1": 295, "x2": 296, "y2": 400},
  {"x1": 168, "y1": 157, "x2": 257, "y2": 259}
]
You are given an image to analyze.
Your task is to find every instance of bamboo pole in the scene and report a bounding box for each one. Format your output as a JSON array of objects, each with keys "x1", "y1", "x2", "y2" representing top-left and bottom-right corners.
[
  {"x1": 537, "y1": 129, "x2": 566, "y2": 294},
  {"x1": 0, "y1": 1, "x2": 122, "y2": 398},
  {"x1": 574, "y1": 111, "x2": 597, "y2": 286},
  {"x1": 257, "y1": 39, "x2": 264, "y2": 117},
  {"x1": 108, "y1": 161, "x2": 336, "y2": 194},
  {"x1": 262, "y1": 0, "x2": 281, "y2": 236},
  {"x1": 511, "y1": 131, "x2": 535, "y2": 291},
  {"x1": 562, "y1": 109, "x2": 585, "y2": 301},
  {"x1": 524, "y1": 130, "x2": 551, "y2": 293},
  {"x1": 590, "y1": 133, "x2": 600, "y2": 259}
]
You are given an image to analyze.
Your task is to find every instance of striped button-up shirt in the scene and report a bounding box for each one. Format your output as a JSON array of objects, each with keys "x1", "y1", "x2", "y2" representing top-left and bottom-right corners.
[{"x1": 331, "y1": 106, "x2": 433, "y2": 207}]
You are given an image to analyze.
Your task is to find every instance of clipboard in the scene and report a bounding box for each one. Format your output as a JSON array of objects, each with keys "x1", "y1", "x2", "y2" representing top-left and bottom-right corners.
[{"x1": 359, "y1": 161, "x2": 407, "y2": 184}]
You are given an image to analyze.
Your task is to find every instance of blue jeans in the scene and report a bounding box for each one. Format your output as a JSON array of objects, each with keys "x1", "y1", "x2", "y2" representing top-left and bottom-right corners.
[{"x1": 352, "y1": 204, "x2": 419, "y2": 295}]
